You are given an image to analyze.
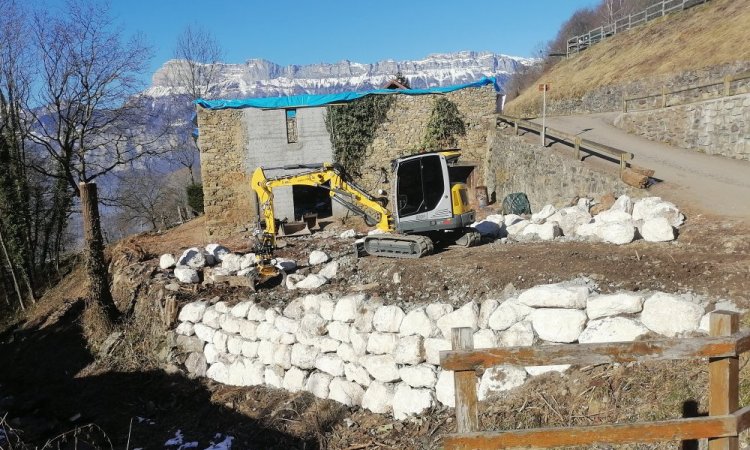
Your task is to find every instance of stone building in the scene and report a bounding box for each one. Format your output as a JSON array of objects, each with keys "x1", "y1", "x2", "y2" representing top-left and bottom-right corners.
[{"x1": 195, "y1": 79, "x2": 499, "y2": 238}]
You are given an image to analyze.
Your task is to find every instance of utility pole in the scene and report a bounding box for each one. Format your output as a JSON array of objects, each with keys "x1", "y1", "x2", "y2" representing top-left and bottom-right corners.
[{"x1": 539, "y1": 83, "x2": 550, "y2": 146}]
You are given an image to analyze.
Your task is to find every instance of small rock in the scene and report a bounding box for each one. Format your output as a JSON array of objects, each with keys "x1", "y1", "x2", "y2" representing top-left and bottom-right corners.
[
  {"x1": 424, "y1": 338, "x2": 451, "y2": 365},
  {"x1": 425, "y1": 303, "x2": 453, "y2": 321},
  {"x1": 291, "y1": 343, "x2": 319, "y2": 369},
  {"x1": 361, "y1": 381, "x2": 394, "y2": 414},
  {"x1": 632, "y1": 197, "x2": 685, "y2": 227},
  {"x1": 275, "y1": 258, "x2": 297, "y2": 271},
  {"x1": 174, "y1": 266, "x2": 200, "y2": 283},
  {"x1": 611, "y1": 195, "x2": 634, "y2": 214},
  {"x1": 179, "y1": 301, "x2": 207, "y2": 323},
  {"x1": 315, "y1": 354, "x2": 345, "y2": 377},
  {"x1": 193, "y1": 323, "x2": 216, "y2": 343},
  {"x1": 159, "y1": 254, "x2": 176, "y2": 270},
  {"x1": 373, "y1": 305, "x2": 405, "y2": 333},
  {"x1": 596, "y1": 221, "x2": 636, "y2": 245},
  {"x1": 340, "y1": 229, "x2": 357, "y2": 239},
  {"x1": 367, "y1": 332, "x2": 398, "y2": 355},
  {"x1": 361, "y1": 354, "x2": 400, "y2": 382},
  {"x1": 399, "y1": 364, "x2": 437, "y2": 388},
  {"x1": 399, "y1": 308, "x2": 435, "y2": 338},
  {"x1": 328, "y1": 378, "x2": 365, "y2": 406},
  {"x1": 318, "y1": 261, "x2": 339, "y2": 279},
  {"x1": 526, "y1": 365, "x2": 570, "y2": 377},
  {"x1": 283, "y1": 367, "x2": 308, "y2": 392},
  {"x1": 641, "y1": 217, "x2": 676, "y2": 242},
  {"x1": 205, "y1": 243, "x2": 230, "y2": 261},
  {"x1": 220, "y1": 253, "x2": 242, "y2": 273},
  {"x1": 473, "y1": 329, "x2": 497, "y2": 348},
  {"x1": 305, "y1": 372, "x2": 333, "y2": 399},
  {"x1": 506, "y1": 219, "x2": 530, "y2": 236},
  {"x1": 392, "y1": 383, "x2": 434, "y2": 420},
  {"x1": 522, "y1": 222, "x2": 562, "y2": 241},
  {"x1": 206, "y1": 362, "x2": 228, "y2": 383},
  {"x1": 393, "y1": 335, "x2": 424, "y2": 364},
  {"x1": 344, "y1": 362, "x2": 372, "y2": 386},
  {"x1": 264, "y1": 366, "x2": 285, "y2": 389},
  {"x1": 239, "y1": 253, "x2": 257, "y2": 270},
  {"x1": 531, "y1": 204, "x2": 556, "y2": 223},
  {"x1": 333, "y1": 293, "x2": 366, "y2": 322},
  {"x1": 478, "y1": 299, "x2": 499, "y2": 329},
  {"x1": 326, "y1": 321, "x2": 351, "y2": 342},
  {"x1": 177, "y1": 248, "x2": 207, "y2": 269},
  {"x1": 185, "y1": 352, "x2": 207, "y2": 376},
  {"x1": 434, "y1": 370, "x2": 455, "y2": 407},
  {"x1": 308, "y1": 250, "x2": 329, "y2": 266}
]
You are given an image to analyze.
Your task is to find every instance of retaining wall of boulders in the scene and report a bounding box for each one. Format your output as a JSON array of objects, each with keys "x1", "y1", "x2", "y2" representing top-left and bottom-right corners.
[{"x1": 174, "y1": 281, "x2": 731, "y2": 420}]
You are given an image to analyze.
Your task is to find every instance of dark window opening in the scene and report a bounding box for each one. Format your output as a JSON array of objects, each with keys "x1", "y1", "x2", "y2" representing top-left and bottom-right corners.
[
  {"x1": 396, "y1": 155, "x2": 445, "y2": 218},
  {"x1": 286, "y1": 109, "x2": 298, "y2": 143},
  {"x1": 293, "y1": 183, "x2": 331, "y2": 220}
]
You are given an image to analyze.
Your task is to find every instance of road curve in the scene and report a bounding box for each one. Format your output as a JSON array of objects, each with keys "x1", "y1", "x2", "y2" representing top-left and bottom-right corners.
[{"x1": 531, "y1": 112, "x2": 750, "y2": 218}]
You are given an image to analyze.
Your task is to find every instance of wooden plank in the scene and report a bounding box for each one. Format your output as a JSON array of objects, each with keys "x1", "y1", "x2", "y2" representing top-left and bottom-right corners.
[
  {"x1": 452, "y1": 327, "x2": 479, "y2": 433},
  {"x1": 443, "y1": 415, "x2": 738, "y2": 450},
  {"x1": 709, "y1": 311, "x2": 740, "y2": 450},
  {"x1": 439, "y1": 333, "x2": 749, "y2": 371},
  {"x1": 732, "y1": 405, "x2": 750, "y2": 434}
]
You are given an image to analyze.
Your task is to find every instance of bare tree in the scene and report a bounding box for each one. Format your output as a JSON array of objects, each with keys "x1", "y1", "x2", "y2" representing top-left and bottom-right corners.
[
  {"x1": 109, "y1": 168, "x2": 181, "y2": 232},
  {"x1": 170, "y1": 25, "x2": 223, "y2": 100},
  {"x1": 27, "y1": 0, "x2": 169, "y2": 324}
]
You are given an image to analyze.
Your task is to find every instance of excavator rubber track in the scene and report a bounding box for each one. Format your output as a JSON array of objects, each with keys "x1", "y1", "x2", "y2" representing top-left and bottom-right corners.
[
  {"x1": 362, "y1": 234, "x2": 434, "y2": 259},
  {"x1": 453, "y1": 228, "x2": 482, "y2": 247}
]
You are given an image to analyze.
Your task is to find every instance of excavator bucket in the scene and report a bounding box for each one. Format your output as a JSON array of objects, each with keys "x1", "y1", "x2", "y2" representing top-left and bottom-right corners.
[
  {"x1": 303, "y1": 213, "x2": 319, "y2": 231},
  {"x1": 278, "y1": 221, "x2": 312, "y2": 237}
]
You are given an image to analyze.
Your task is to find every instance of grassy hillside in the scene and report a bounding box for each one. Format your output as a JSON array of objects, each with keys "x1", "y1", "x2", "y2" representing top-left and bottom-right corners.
[{"x1": 505, "y1": 0, "x2": 750, "y2": 116}]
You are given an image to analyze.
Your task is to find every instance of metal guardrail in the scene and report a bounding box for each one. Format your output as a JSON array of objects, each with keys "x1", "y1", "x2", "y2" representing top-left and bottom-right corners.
[
  {"x1": 566, "y1": 0, "x2": 710, "y2": 57},
  {"x1": 497, "y1": 114, "x2": 634, "y2": 176},
  {"x1": 623, "y1": 71, "x2": 750, "y2": 112}
]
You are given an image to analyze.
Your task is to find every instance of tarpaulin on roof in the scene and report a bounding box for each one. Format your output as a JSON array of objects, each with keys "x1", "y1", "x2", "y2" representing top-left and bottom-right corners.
[{"x1": 194, "y1": 76, "x2": 500, "y2": 110}]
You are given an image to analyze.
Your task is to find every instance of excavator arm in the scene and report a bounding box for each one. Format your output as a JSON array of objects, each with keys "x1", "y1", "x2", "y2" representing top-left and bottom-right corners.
[{"x1": 250, "y1": 163, "x2": 393, "y2": 246}]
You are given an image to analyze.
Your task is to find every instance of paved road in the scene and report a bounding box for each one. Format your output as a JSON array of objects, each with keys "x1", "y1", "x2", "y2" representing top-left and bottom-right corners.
[{"x1": 531, "y1": 112, "x2": 750, "y2": 218}]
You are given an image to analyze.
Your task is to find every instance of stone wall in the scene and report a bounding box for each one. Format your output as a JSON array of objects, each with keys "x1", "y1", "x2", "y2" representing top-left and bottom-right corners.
[
  {"x1": 358, "y1": 85, "x2": 497, "y2": 193},
  {"x1": 174, "y1": 282, "x2": 720, "y2": 420},
  {"x1": 196, "y1": 108, "x2": 255, "y2": 238},
  {"x1": 613, "y1": 93, "x2": 750, "y2": 161},
  {"x1": 509, "y1": 62, "x2": 750, "y2": 117},
  {"x1": 484, "y1": 131, "x2": 639, "y2": 210}
]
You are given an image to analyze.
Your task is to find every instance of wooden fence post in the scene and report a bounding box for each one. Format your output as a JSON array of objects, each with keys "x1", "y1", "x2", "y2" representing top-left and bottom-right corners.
[
  {"x1": 514, "y1": 121, "x2": 518, "y2": 136},
  {"x1": 661, "y1": 86, "x2": 667, "y2": 108},
  {"x1": 575, "y1": 137, "x2": 581, "y2": 160},
  {"x1": 724, "y1": 75, "x2": 732, "y2": 96},
  {"x1": 452, "y1": 327, "x2": 479, "y2": 433},
  {"x1": 708, "y1": 311, "x2": 739, "y2": 450}
]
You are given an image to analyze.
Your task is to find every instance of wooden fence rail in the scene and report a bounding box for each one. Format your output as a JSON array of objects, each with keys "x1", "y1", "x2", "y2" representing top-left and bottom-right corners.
[
  {"x1": 496, "y1": 114, "x2": 635, "y2": 178},
  {"x1": 567, "y1": 0, "x2": 710, "y2": 57},
  {"x1": 439, "y1": 311, "x2": 748, "y2": 450},
  {"x1": 623, "y1": 71, "x2": 750, "y2": 112}
]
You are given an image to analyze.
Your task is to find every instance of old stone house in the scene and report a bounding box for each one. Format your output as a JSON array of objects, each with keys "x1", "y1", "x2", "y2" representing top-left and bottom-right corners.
[{"x1": 195, "y1": 78, "x2": 500, "y2": 238}]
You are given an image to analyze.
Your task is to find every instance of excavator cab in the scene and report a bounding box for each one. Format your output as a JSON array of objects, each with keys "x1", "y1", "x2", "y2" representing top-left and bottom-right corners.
[{"x1": 391, "y1": 152, "x2": 475, "y2": 234}]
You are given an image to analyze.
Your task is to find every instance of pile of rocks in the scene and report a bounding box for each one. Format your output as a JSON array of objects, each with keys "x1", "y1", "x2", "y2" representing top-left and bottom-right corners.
[
  {"x1": 159, "y1": 244, "x2": 338, "y2": 288},
  {"x1": 471, "y1": 196, "x2": 684, "y2": 245},
  {"x1": 174, "y1": 281, "x2": 729, "y2": 420}
]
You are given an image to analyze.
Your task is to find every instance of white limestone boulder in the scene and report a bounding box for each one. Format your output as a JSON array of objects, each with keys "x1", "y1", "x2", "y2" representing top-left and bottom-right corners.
[
  {"x1": 285, "y1": 274, "x2": 306, "y2": 290},
  {"x1": 313, "y1": 336, "x2": 340, "y2": 353},
  {"x1": 174, "y1": 266, "x2": 200, "y2": 283},
  {"x1": 425, "y1": 303, "x2": 453, "y2": 321},
  {"x1": 219, "y1": 314, "x2": 243, "y2": 334},
  {"x1": 526, "y1": 365, "x2": 571, "y2": 377},
  {"x1": 641, "y1": 293, "x2": 704, "y2": 337},
  {"x1": 206, "y1": 362, "x2": 229, "y2": 384},
  {"x1": 344, "y1": 363, "x2": 371, "y2": 387},
  {"x1": 553, "y1": 207, "x2": 593, "y2": 237},
  {"x1": 478, "y1": 299, "x2": 499, "y2": 329},
  {"x1": 506, "y1": 219, "x2": 530, "y2": 236},
  {"x1": 290, "y1": 343, "x2": 319, "y2": 369},
  {"x1": 392, "y1": 383, "x2": 434, "y2": 420},
  {"x1": 488, "y1": 299, "x2": 533, "y2": 331},
  {"x1": 434, "y1": 370, "x2": 455, "y2": 407},
  {"x1": 193, "y1": 323, "x2": 216, "y2": 343},
  {"x1": 575, "y1": 222, "x2": 599, "y2": 238},
  {"x1": 531, "y1": 204, "x2": 556, "y2": 223},
  {"x1": 399, "y1": 364, "x2": 437, "y2": 388},
  {"x1": 478, "y1": 366, "x2": 528, "y2": 400},
  {"x1": 318, "y1": 261, "x2": 339, "y2": 279},
  {"x1": 367, "y1": 332, "x2": 398, "y2": 355},
  {"x1": 179, "y1": 301, "x2": 207, "y2": 323},
  {"x1": 436, "y1": 301, "x2": 479, "y2": 338},
  {"x1": 246, "y1": 304, "x2": 266, "y2": 321},
  {"x1": 518, "y1": 284, "x2": 588, "y2": 309},
  {"x1": 373, "y1": 305, "x2": 405, "y2": 332},
  {"x1": 473, "y1": 329, "x2": 497, "y2": 349},
  {"x1": 394, "y1": 335, "x2": 424, "y2": 364},
  {"x1": 578, "y1": 317, "x2": 650, "y2": 343},
  {"x1": 523, "y1": 222, "x2": 562, "y2": 241},
  {"x1": 504, "y1": 214, "x2": 525, "y2": 226},
  {"x1": 275, "y1": 316, "x2": 300, "y2": 334},
  {"x1": 611, "y1": 195, "x2": 634, "y2": 214},
  {"x1": 239, "y1": 253, "x2": 257, "y2": 270},
  {"x1": 282, "y1": 297, "x2": 304, "y2": 319},
  {"x1": 361, "y1": 354, "x2": 400, "y2": 382},
  {"x1": 305, "y1": 372, "x2": 333, "y2": 399},
  {"x1": 238, "y1": 320, "x2": 258, "y2": 340},
  {"x1": 586, "y1": 293, "x2": 644, "y2": 319},
  {"x1": 632, "y1": 197, "x2": 685, "y2": 227},
  {"x1": 333, "y1": 293, "x2": 366, "y2": 323},
  {"x1": 230, "y1": 302, "x2": 251, "y2": 318},
  {"x1": 399, "y1": 308, "x2": 435, "y2": 338},
  {"x1": 328, "y1": 378, "x2": 365, "y2": 407},
  {"x1": 299, "y1": 313, "x2": 328, "y2": 337},
  {"x1": 308, "y1": 250, "x2": 329, "y2": 265},
  {"x1": 177, "y1": 248, "x2": 207, "y2": 269},
  {"x1": 159, "y1": 254, "x2": 176, "y2": 270},
  {"x1": 295, "y1": 274, "x2": 328, "y2": 290},
  {"x1": 353, "y1": 298, "x2": 382, "y2": 333},
  {"x1": 326, "y1": 321, "x2": 351, "y2": 342},
  {"x1": 203, "y1": 343, "x2": 219, "y2": 364},
  {"x1": 362, "y1": 381, "x2": 394, "y2": 414},
  {"x1": 530, "y1": 309, "x2": 587, "y2": 343},
  {"x1": 498, "y1": 321, "x2": 535, "y2": 347},
  {"x1": 349, "y1": 330, "x2": 369, "y2": 356},
  {"x1": 175, "y1": 322, "x2": 195, "y2": 336},
  {"x1": 264, "y1": 365, "x2": 285, "y2": 389},
  {"x1": 205, "y1": 244, "x2": 230, "y2": 261},
  {"x1": 595, "y1": 210, "x2": 633, "y2": 224},
  {"x1": 241, "y1": 340, "x2": 258, "y2": 358},
  {"x1": 339, "y1": 229, "x2": 357, "y2": 239},
  {"x1": 641, "y1": 217, "x2": 676, "y2": 242},
  {"x1": 596, "y1": 221, "x2": 636, "y2": 245},
  {"x1": 201, "y1": 306, "x2": 222, "y2": 328},
  {"x1": 424, "y1": 338, "x2": 451, "y2": 365},
  {"x1": 283, "y1": 367, "x2": 308, "y2": 392},
  {"x1": 220, "y1": 253, "x2": 242, "y2": 273},
  {"x1": 315, "y1": 354, "x2": 345, "y2": 377}
]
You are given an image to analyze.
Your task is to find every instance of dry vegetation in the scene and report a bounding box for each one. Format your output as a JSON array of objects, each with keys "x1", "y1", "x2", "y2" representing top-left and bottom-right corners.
[{"x1": 505, "y1": 0, "x2": 750, "y2": 116}]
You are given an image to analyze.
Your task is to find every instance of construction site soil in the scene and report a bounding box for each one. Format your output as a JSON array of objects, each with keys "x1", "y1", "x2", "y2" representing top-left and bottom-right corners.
[{"x1": 1, "y1": 213, "x2": 749, "y2": 449}]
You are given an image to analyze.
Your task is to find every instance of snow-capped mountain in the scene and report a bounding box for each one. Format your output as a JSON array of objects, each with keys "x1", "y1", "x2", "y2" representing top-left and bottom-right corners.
[{"x1": 145, "y1": 51, "x2": 535, "y2": 99}]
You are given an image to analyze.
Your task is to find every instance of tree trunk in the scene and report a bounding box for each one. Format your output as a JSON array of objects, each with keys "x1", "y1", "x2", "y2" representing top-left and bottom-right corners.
[
  {"x1": 0, "y1": 226, "x2": 25, "y2": 312},
  {"x1": 79, "y1": 182, "x2": 119, "y2": 323}
]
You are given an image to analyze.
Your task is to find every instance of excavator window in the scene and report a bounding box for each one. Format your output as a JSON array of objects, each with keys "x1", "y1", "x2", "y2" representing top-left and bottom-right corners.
[{"x1": 396, "y1": 155, "x2": 445, "y2": 218}]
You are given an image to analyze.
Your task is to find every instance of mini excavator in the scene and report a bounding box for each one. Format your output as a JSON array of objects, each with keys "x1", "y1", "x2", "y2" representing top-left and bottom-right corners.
[{"x1": 250, "y1": 150, "x2": 480, "y2": 265}]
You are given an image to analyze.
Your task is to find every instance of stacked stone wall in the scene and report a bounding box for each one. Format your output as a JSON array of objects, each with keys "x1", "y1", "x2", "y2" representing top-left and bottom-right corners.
[
  {"x1": 484, "y1": 132, "x2": 640, "y2": 210},
  {"x1": 613, "y1": 93, "x2": 750, "y2": 161},
  {"x1": 175, "y1": 282, "x2": 723, "y2": 420},
  {"x1": 196, "y1": 108, "x2": 255, "y2": 238}
]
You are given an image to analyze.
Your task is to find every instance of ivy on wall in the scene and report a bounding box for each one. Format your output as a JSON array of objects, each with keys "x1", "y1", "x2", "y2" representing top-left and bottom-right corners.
[
  {"x1": 325, "y1": 95, "x2": 394, "y2": 177},
  {"x1": 423, "y1": 97, "x2": 466, "y2": 150}
]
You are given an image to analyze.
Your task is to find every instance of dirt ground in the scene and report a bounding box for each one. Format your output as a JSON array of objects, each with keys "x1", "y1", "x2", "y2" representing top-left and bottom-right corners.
[{"x1": 1, "y1": 208, "x2": 749, "y2": 449}]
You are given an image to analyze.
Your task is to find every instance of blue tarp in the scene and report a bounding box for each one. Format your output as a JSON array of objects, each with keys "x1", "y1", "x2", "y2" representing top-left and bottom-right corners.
[{"x1": 194, "y1": 76, "x2": 500, "y2": 110}]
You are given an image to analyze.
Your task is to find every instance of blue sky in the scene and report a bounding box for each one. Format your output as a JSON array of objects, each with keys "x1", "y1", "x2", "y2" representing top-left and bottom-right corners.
[{"x1": 43, "y1": 0, "x2": 600, "y2": 82}]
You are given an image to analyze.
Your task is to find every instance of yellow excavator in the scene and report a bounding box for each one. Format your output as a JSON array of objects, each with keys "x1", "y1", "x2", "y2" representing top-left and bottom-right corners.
[{"x1": 250, "y1": 150, "x2": 480, "y2": 260}]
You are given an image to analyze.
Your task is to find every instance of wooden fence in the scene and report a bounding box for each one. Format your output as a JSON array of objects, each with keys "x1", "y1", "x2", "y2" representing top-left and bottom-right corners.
[
  {"x1": 567, "y1": 0, "x2": 710, "y2": 57},
  {"x1": 623, "y1": 71, "x2": 750, "y2": 112},
  {"x1": 496, "y1": 114, "x2": 635, "y2": 177},
  {"x1": 439, "y1": 310, "x2": 750, "y2": 449}
]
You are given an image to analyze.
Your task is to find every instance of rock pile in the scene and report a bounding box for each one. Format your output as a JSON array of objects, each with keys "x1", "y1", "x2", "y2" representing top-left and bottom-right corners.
[
  {"x1": 159, "y1": 244, "x2": 337, "y2": 288},
  {"x1": 471, "y1": 196, "x2": 684, "y2": 245},
  {"x1": 175, "y1": 281, "x2": 725, "y2": 420}
]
